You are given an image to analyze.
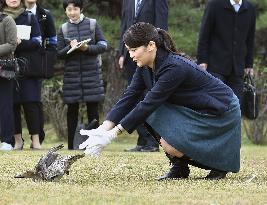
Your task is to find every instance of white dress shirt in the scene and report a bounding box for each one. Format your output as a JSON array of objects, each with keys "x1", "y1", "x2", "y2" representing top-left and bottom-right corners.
[
  {"x1": 230, "y1": 0, "x2": 242, "y2": 12},
  {"x1": 26, "y1": 3, "x2": 37, "y2": 15}
]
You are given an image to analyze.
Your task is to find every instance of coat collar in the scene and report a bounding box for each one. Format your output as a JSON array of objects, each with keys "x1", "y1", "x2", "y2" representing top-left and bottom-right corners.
[
  {"x1": 154, "y1": 48, "x2": 169, "y2": 73},
  {"x1": 229, "y1": 0, "x2": 242, "y2": 6},
  {"x1": 224, "y1": 0, "x2": 249, "y2": 13},
  {"x1": 36, "y1": 4, "x2": 46, "y2": 18}
]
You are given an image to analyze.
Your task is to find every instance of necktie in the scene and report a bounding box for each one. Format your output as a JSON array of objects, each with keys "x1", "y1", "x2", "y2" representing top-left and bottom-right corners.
[
  {"x1": 135, "y1": 0, "x2": 142, "y2": 17},
  {"x1": 233, "y1": 3, "x2": 240, "y2": 12}
]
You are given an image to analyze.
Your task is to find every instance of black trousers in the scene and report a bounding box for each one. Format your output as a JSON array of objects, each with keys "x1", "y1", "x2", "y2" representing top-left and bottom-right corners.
[
  {"x1": 14, "y1": 102, "x2": 41, "y2": 136},
  {"x1": 67, "y1": 102, "x2": 99, "y2": 150},
  {"x1": 0, "y1": 79, "x2": 14, "y2": 144},
  {"x1": 124, "y1": 55, "x2": 158, "y2": 148}
]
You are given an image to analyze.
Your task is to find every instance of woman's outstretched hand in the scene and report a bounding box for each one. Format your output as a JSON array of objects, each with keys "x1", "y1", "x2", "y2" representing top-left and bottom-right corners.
[{"x1": 79, "y1": 126, "x2": 121, "y2": 156}]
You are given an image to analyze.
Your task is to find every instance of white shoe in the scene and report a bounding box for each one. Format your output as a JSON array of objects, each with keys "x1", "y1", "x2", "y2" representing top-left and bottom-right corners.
[{"x1": 0, "y1": 142, "x2": 13, "y2": 151}]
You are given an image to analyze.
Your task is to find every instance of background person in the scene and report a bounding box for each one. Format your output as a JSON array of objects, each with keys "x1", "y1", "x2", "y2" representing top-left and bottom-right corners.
[
  {"x1": 25, "y1": 0, "x2": 57, "y2": 145},
  {"x1": 0, "y1": 0, "x2": 17, "y2": 151},
  {"x1": 57, "y1": 0, "x2": 107, "y2": 150},
  {"x1": 118, "y1": 0, "x2": 168, "y2": 152},
  {"x1": 4, "y1": 0, "x2": 43, "y2": 150},
  {"x1": 80, "y1": 22, "x2": 241, "y2": 180},
  {"x1": 197, "y1": 0, "x2": 256, "y2": 107}
]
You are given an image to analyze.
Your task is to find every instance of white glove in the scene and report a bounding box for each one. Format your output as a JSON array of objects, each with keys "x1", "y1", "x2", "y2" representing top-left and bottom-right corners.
[
  {"x1": 80, "y1": 124, "x2": 106, "y2": 136},
  {"x1": 79, "y1": 126, "x2": 121, "y2": 156}
]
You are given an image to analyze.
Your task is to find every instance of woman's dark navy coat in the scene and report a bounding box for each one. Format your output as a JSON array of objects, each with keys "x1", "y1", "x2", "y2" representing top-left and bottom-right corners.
[{"x1": 107, "y1": 49, "x2": 234, "y2": 133}]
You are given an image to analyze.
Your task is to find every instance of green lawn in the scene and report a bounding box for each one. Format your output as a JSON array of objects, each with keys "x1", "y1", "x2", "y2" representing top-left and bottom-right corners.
[{"x1": 0, "y1": 133, "x2": 266, "y2": 205}]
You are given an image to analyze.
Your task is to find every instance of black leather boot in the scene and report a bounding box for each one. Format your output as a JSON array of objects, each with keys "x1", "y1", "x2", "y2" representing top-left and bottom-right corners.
[
  {"x1": 142, "y1": 124, "x2": 190, "y2": 180},
  {"x1": 180, "y1": 155, "x2": 227, "y2": 180},
  {"x1": 204, "y1": 170, "x2": 227, "y2": 180},
  {"x1": 157, "y1": 156, "x2": 190, "y2": 181}
]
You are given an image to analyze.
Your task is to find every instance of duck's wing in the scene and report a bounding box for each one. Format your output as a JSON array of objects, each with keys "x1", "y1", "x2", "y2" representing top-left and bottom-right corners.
[
  {"x1": 67, "y1": 153, "x2": 85, "y2": 165},
  {"x1": 35, "y1": 144, "x2": 64, "y2": 172},
  {"x1": 48, "y1": 144, "x2": 64, "y2": 153},
  {"x1": 63, "y1": 153, "x2": 85, "y2": 173}
]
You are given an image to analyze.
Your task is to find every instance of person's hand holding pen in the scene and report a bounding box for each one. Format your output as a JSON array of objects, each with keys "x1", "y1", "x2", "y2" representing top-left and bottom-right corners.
[
  {"x1": 70, "y1": 39, "x2": 89, "y2": 51},
  {"x1": 79, "y1": 42, "x2": 89, "y2": 51},
  {"x1": 67, "y1": 39, "x2": 91, "y2": 54},
  {"x1": 70, "y1": 39, "x2": 78, "y2": 48}
]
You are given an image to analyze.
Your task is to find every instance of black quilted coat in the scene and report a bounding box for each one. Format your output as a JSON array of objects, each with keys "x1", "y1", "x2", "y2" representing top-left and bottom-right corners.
[{"x1": 57, "y1": 17, "x2": 107, "y2": 103}]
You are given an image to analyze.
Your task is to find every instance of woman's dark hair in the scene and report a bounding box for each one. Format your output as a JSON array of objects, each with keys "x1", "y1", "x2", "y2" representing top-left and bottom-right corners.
[
  {"x1": 63, "y1": 0, "x2": 83, "y2": 10},
  {"x1": 123, "y1": 22, "x2": 178, "y2": 53},
  {"x1": 0, "y1": 0, "x2": 25, "y2": 10}
]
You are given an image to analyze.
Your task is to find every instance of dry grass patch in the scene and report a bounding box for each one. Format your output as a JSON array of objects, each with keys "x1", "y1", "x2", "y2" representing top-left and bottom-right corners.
[{"x1": 0, "y1": 142, "x2": 266, "y2": 205}]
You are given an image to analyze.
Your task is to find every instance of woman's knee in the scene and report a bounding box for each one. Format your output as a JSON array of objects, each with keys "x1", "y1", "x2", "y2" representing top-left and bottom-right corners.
[{"x1": 160, "y1": 138, "x2": 184, "y2": 158}]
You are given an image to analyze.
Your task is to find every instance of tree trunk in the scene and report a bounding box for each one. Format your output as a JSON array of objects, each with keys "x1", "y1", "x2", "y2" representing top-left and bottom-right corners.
[{"x1": 102, "y1": 48, "x2": 127, "y2": 115}]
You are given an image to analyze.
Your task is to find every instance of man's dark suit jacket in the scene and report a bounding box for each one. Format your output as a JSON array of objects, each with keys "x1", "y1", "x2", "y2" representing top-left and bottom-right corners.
[
  {"x1": 35, "y1": 4, "x2": 57, "y2": 48},
  {"x1": 119, "y1": 0, "x2": 168, "y2": 59},
  {"x1": 197, "y1": 0, "x2": 256, "y2": 76}
]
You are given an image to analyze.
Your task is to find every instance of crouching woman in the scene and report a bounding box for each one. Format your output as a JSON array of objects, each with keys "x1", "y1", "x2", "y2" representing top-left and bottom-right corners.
[{"x1": 79, "y1": 22, "x2": 241, "y2": 180}]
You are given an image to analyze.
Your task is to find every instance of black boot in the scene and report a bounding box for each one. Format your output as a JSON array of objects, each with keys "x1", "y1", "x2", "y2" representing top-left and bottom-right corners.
[
  {"x1": 142, "y1": 124, "x2": 190, "y2": 180},
  {"x1": 205, "y1": 170, "x2": 227, "y2": 180},
  {"x1": 180, "y1": 156, "x2": 228, "y2": 180},
  {"x1": 157, "y1": 156, "x2": 190, "y2": 181}
]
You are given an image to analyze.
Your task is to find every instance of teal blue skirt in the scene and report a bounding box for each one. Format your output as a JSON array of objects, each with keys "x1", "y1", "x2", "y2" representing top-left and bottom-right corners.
[{"x1": 146, "y1": 95, "x2": 241, "y2": 172}]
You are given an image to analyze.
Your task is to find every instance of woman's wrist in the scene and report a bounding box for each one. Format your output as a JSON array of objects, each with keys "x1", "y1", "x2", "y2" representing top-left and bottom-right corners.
[{"x1": 100, "y1": 120, "x2": 115, "y2": 131}]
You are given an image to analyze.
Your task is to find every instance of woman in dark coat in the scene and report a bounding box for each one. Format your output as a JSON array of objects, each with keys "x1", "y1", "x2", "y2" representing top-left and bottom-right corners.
[
  {"x1": 79, "y1": 22, "x2": 241, "y2": 180},
  {"x1": 25, "y1": 0, "x2": 57, "y2": 146},
  {"x1": 57, "y1": 0, "x2": 107, "y2": 150},
  {"x1": 0, "y1": 0, "x2": 17, "y2": 151},
  {"x1": 3, "y1": 0, "x2": 43, "y2": 150}
]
